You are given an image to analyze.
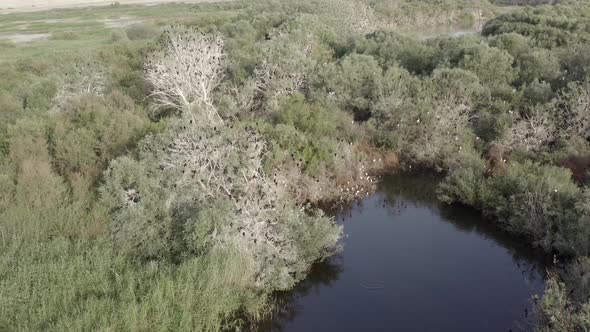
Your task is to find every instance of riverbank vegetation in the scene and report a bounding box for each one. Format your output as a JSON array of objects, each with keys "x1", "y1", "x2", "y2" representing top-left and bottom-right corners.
[{"x1": 1, "y1": 0, "x2": 590, "y2": 330}]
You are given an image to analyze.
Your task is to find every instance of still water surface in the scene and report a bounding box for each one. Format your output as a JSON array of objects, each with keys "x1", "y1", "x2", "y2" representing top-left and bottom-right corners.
[{"x1": 263, "y1": 174, "x2": 548, "y2": 332}]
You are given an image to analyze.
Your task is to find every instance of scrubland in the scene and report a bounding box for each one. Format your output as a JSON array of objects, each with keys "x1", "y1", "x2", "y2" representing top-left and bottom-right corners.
[{"x1": 1, "y1": 0, "x2": 590, "y2": 330}]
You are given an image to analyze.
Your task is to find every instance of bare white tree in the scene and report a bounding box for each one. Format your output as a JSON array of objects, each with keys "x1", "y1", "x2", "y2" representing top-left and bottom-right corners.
[
  {"x1": 145, "y1": 26, "x2": 225, "y2": 124},
  {"x1": 160, "y1": 118, "x2": 340, "y2": 288},
  {"x1": 52, "y1": 62, "x2": 107, "y2": 112},
  {"x1": 254, "y1": 56, "x2": 308, "y2": 101},
  {"x1": 400, "y1": 87, "x2": 474, "y2": 165},
  {"x1": 506, "y1": 109, "x2": 555, "y2": 152}
]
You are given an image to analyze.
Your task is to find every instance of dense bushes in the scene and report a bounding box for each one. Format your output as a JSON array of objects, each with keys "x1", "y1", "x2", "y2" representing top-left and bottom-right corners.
[
  {"x1": 536, "y1": 273, "x2": 590, "y2": 332},
  {"x1": 369, "y1": 67, "x2": 480, "y2": 168},
  {"x1": 439, "y1": 160, "x2": 587, "y2": 255},
  {"x1": 50, "y1": 31, "x2": 79, "y2": 40},
  {"x1": 482, "y1": 3, "x2": 590, "y2": 48},
  {"x1": 126, "y1": 23, "x2": 160, "y2": 40},
  {"x1": 100, "y1": 114, "x2": 342, "y2": 286},
  {"x1": 52, "y1": 93, "x2": 150, "y2": 186},
  {"x1": 369, "y1": 0, "x2": 493, "y2": 30}
]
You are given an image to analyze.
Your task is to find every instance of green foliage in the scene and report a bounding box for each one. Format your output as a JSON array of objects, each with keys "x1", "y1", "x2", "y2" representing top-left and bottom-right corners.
[
  {"x1": 50, "y1": 30, "x2": 79, "y2": 40},
  {"x1": 488, "y1": 32, "x2": 533, "y2": 59},
  {"x1": 559, "y1": 43, "x2": 590, "y2": 83},
  {"x1": 522, "y1": 79, "x2": 554, "y2": 104},
  {"x1": 319, "y1": 53, "x2": 382, "y2": 121},
  {"x1": 561, "y1": 256, "x2": 590, "y2": 304},
  {"x1": 516, "y1": 48, "x2": 561, "y2": 86},
  {"x1": 0, "y1": 233, "x2": 268, "y2": 331},
  {"x1": 7, "y1": 117, "x2": 69, "y2": 212},
  {"x1": 126, "y1": 23, "x2": 160, "y2": 41},
  {"x1": 369, "y1": 0, "x2": 492, "y2": 30},
  {"x1": 110, "y1": 29, "x2": 128, "y2": 43},
  {"x1": 370, "y1": 67, "x2": 480, "y2": 167},
  {"x1": 482, "y1": 3, "x2": 590, "y2": 48},
  {"x1": 262, "y1": 94, "x2": 359, "y2": 176},
  {"x1": 459, "y1": 44, "x2": 515, "y2": 86},
  {"x1": 536, "y1": 274, "x2": 590, "y2": 332},
  {"x1": 0, "y1": 92, "x2": 22, "y2": 156},
  {"x1": 277, "y1": 94, "x2": 340, "y2": 137},
  {"x1": 473, "y1": 105, "x2": 513, "y2": 143},
  {"x1": 358, "y1": 31, "x2": 437, "y2": 74},
  {"x1": 23, "y1": 78, "x2": 58, "y2": 112},
  {"x1": 100, "y1": 157, "x2": 171, "y2": 260},
  {"x1": 437, "y1": 155, "x2": 487, "y2": 207},
  {"x1": 439, "y1": 160, "x2": 586, "y2": 256},
  {"x1": 51, "y1": 92, "x2": 150, "y2": 182}
]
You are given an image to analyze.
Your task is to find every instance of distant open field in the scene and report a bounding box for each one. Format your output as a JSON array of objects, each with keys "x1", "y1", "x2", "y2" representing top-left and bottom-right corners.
[
  {"x1": 0, "y1": 0, "x2": 239, "y2": 62},
  {"x1": 0, "y1": 0, "x2": 227, "y2": 14}
]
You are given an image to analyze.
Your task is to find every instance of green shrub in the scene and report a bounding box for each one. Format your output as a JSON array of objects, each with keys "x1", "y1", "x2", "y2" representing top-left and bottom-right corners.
[
  {"x1": 359, "y1": 31, "x2": 436, "y2": 74},
  {"x1": 439, "y1": 160, "x2": 585, "y2": 255},
  {"x1": 0, "y1": 91, "x2": 22, "y2": 156},
  {"x1": 276, "y1": 94, "x2": 340, "y2": 137},
  {"x1": 489, "y1": 32, "x2": 533, "y2": 59},
  {"x1": 536, "y1": 274, "x2": 590, "y2": 332},
  {"x1": 100, "y1": 157, "x2": 171, "y2": 260},
  {"x1": 23, "y1": 78, "x2": 57, "y2": 112},
  {"x1": 473, "y1": 105, "x2": 513, "y2": 143},
  {"x1": 259, "y1": 94, "x2": 362, "y2": 176},
  {"x1": 110, "y1": 30, "x2": 127, "y2": 43},
  {"x1": 522, "y1": 79, "x2": 554, "y2": 104},
  {"x1": 438, "y1": 157, "x2": 486, "y2": 207},
  {"x1": 560, "y1": 256, "x2": 590, "y2": 304},
  {"x1": 50, "y1": 31, "x2": 79, "y2": 40},
  {"x1": 126, "y1": 23, "x2": 160, "y2": 40},
  {"x1": 459, "y1": 44, "x2": 516, "y2": 86},
  {"x1": 559, "y1": 43, "x2": 590, "y2": 84},
  {"x1": 51, "y1": 92, "x2": 150, "y2": 183},
  {"x1": 482, "y1": 3, "x2": 590, "y2": 48},
  {"x1": 371, "y1": 68, "x2": 480, "y2": 168},
  {"x1": 516, "y1": 48, "x2": 561, "y2": 86},
  {"x1": 319, "y1": 53, "x2": 383, "y2": 121}
]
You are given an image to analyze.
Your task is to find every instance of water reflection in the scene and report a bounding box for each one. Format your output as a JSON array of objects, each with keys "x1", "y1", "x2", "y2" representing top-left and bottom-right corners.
[
  {"x1": 259, "y1": 257, "x2": 344, "y2": 332},
  {"x1": 262, "y1": 174, "x2": 548, "y2": 332},
  {"x1": 382, "y1": 174, "x2": 549, "y2": 278}
]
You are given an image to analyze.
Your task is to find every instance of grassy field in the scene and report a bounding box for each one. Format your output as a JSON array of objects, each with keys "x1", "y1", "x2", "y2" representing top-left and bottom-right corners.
[{"x1": 0, "y1": 1, "x2": 239, "y2": 62}]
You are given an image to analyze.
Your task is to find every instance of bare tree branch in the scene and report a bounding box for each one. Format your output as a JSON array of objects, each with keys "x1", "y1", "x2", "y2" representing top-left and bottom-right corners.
[
  {"x1": 506, "y1": 109, "x2": 555, "y2": 152},
  {"x1": 145, "y1": 26, "x2": 225, "y2": 124},
  {"x1": 52, "y1": 62, "x2": 107, "y2": 112}
]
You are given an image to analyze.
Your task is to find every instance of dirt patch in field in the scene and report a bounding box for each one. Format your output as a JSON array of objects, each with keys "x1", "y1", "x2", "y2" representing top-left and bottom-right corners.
[
  {"x1": 100, "y1": 17, "x2": 144, "y2": 28},
  {"x1": 0, "y1": 33, "x2": 50, "y2": 43}
]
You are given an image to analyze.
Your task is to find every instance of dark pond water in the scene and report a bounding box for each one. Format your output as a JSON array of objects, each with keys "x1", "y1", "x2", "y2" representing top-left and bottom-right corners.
[{"x1": 262, "y1": 174, "x2": 548, "y2": 332}]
